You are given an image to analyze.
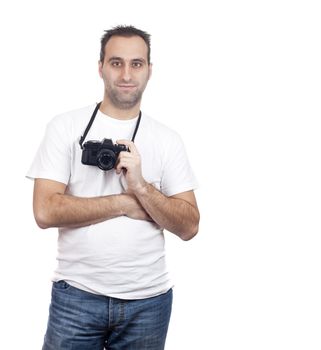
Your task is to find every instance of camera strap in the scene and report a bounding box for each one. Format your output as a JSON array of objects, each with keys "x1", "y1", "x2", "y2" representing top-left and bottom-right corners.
[{"x1": 79, "y1": 102, "x2": 142, "y2": 149}]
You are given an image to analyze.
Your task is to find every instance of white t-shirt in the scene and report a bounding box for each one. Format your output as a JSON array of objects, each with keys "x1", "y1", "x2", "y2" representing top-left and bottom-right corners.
[{"x1": 27, "y1": 104, "x2": 197, "y2": 299}]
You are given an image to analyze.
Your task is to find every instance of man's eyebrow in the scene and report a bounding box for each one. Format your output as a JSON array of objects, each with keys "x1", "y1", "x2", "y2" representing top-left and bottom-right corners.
[
  {"x1": 108, "y1": 56, "x2": 123, "y2": 62},
  {"x1": 132, "y1": 58, "x2": 146, "y2": 63},
  {"x1": 107, "y1": 56, "x2": 147, "y2": 63}
]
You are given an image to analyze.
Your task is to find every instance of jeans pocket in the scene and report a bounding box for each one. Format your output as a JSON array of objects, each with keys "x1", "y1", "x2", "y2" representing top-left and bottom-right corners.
[{"x1": 53, "y1": 280, "x2": 71, "y2": 290}]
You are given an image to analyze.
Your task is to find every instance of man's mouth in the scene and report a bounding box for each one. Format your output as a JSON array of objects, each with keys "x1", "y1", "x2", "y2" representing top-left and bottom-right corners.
[{"x1": 117, "y1": 84, "x2": 137, "y2": 89}]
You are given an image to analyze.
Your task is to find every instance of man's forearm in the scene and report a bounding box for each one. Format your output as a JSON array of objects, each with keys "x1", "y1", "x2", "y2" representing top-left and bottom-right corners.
[
  {"x1": 134, "y1": 184, "x2": 199, "y2": 241},
  {"x1": 35, "y1": 193, "x2": 150, "y2": 229},
  {"x1": 35, "y1": 193, "x2": 125, "y2": 229}
]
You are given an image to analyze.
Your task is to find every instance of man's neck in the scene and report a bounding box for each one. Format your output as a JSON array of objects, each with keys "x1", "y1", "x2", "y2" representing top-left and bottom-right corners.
[{"x1": 99, "y1": 100, "x2": 141, "y2": 120}]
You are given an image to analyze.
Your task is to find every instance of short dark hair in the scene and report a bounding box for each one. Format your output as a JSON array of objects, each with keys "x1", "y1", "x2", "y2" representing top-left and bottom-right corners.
[{"x1": 100, "y1": 25, "x2": 151, "y2": 64}]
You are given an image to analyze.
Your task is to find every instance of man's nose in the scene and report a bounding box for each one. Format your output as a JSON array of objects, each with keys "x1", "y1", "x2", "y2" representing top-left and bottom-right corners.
[{"x1": 120, "y1": 64, "x2": 132, "y2": 81}]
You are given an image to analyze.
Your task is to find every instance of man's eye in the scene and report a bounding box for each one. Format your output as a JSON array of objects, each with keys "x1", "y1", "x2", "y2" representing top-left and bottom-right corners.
[
  {"x1": 111, "y1": 61, "x2": 122, "y2": 67},
  {"x1": 132, "y1": 62, "x2": 142, "y2": 68}
]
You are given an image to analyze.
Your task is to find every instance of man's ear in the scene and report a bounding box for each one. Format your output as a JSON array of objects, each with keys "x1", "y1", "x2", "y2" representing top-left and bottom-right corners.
[
  {"x1": 98, "y1": 61, "x2": 103, "y2": 78},
  {"x1": 148, "y1": 63, "x2": 153, "y2": 80}
]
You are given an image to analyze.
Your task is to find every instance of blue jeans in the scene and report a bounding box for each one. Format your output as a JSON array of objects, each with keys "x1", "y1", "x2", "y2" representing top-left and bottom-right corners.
[{"x1": 42, "y1": 281, "x2": 173, "y2": 350}]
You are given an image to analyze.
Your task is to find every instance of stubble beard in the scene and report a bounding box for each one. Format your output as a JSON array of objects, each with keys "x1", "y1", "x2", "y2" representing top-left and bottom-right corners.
[{"x1": 105, "y1": 82, "x2": 145, "y2": 110}]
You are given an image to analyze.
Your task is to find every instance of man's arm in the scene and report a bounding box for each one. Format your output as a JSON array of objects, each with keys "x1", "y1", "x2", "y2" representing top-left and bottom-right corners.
[
  {"x1": 116, "y1": 140, "x2": 200, "y2": 241},
  {"x1": 135, "y1": 186, "x2": 199, "y2": 241},
  {"x1": 33, "y1": 178, "x2": 151, "y2": 229}
]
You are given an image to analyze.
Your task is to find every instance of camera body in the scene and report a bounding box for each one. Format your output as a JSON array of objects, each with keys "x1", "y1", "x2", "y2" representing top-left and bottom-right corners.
[{"x1": 81, "y1": 138, "x2": 128, "y2": 171}]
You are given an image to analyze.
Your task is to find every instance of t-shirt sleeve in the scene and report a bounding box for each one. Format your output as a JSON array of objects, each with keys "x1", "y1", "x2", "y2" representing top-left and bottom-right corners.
[
  {"x1": 160, "y1": 132, "x2": 198, "y2": 197},
  {"x1": 26, "y1": 116, "x2": 71, "y2": 185}
]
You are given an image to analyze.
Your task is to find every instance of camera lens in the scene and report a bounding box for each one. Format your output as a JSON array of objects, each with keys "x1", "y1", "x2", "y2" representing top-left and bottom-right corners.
[{"x1": 97, "y1": 149, "x2": 116, "y2": 171}]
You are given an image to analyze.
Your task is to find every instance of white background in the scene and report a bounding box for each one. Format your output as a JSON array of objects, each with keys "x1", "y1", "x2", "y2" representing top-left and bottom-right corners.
[{"x1": 0, "y1": 0, "x2": 320, "y2": 349}]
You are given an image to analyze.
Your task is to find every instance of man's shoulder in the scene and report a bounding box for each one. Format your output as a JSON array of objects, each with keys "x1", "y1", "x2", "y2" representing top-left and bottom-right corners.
[
  {"x1": 142, "y1": 113, "x2": 180, "y2": 140},
  {"x1": 50, "y1": 104, "x2": 97, "y2": 125}
]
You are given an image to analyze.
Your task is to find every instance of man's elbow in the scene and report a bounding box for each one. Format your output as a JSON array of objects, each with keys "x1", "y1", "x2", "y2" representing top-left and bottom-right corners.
[
  {"x1": 180, "y1": 223, "x2": 199, "y2": 241},
  {"x1": 181, "y1": 210, "x2": 200, "y2": 241},
  {"x1": 34, "y1": 208, "x2": 52, "y2": 229}
]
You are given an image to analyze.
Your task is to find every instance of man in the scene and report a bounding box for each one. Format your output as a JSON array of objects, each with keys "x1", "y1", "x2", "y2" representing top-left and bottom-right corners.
[{"x1": 27, "y1": 25, "x2": 199, "y2": 350}]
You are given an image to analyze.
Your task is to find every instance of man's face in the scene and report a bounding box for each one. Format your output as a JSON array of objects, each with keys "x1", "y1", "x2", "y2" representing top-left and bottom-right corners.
[{"x1": 99, "y1": 35, "x2": 152, "y2": 110}]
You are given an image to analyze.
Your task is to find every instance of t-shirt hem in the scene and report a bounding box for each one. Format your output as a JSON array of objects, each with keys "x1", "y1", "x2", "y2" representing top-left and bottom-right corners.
[
  {"x1": 162, "y1": 183, "x2": 198, "y2": 197},
  {"x1": 26, "y1": 172, "x2": 69, "y2": 185},
  {"x1": 53, "y1": 275, "x2": 173, "y2": 300}
]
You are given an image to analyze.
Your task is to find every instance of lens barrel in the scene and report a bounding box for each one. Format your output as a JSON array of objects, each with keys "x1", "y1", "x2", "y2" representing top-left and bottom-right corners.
[{"x1": 97, "y1": 149, "x2": 116, "y2": 171}]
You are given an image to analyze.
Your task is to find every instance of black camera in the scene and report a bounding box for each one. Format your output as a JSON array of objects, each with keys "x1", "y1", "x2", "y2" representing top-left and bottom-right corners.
[{"x1": 81, "y1": 138, "x2": 128, "y2": 171}]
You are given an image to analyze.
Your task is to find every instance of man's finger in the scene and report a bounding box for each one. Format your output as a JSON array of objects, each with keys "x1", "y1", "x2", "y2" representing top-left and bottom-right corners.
[{"x1": 116, "y1": 139, "x2": 138, "y2": 154}]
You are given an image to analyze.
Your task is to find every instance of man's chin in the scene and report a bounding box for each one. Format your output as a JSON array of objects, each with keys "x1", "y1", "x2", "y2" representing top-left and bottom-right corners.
[
  {"x1": 113, "y1": 94, "x2": 141, "y2": 109},
  {"x1": 114, "y1": 99, "x2": 140, "y2": 110}
]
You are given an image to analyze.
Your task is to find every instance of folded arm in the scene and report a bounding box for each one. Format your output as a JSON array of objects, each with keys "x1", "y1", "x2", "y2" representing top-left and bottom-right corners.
[
  {"x1": 116, "y1": 140, "x2": 200, "y2": 241},
  {"x1": 33, "y1": 178, "x2": 151, "y2": 229},
  {"x1": 135, "y1": 185, "x2": 200, "y2": 241}
]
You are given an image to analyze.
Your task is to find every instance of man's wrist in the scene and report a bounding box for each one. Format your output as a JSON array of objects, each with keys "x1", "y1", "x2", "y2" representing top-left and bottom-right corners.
[
  {"x1": 133, "y1": 180, "x2": 149, "y2": 196},
  {"x1": 114, "y1": 193, "x2": 129, "y2": 216}
]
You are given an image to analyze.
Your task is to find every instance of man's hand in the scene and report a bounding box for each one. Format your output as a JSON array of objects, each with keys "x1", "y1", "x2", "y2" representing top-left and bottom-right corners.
[
  {"x1": 115, "y1": 140, "x2": 147, "y2": 194},
  {"x1": 122, "y1": 194, "x2": 152, "y2": 221}
]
